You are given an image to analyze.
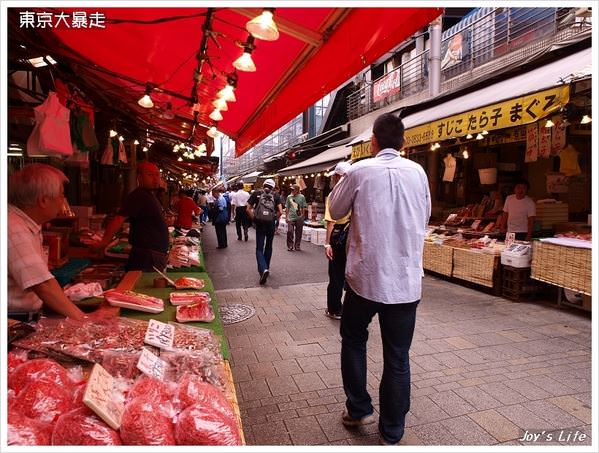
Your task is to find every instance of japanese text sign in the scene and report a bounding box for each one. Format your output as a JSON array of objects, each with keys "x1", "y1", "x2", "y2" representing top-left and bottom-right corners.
[
  {"x1": 83, "y1": 364, "x2": 124, "y2": 429},
  {"x1": 373, "y1": 70, "x2": 401, "y2": 103},
  {"x1": 137, "y1": 347, "x2": 168, "y2": 380},
  {"x1": 144, "y1": 319, "x2": 175, "y2": 349}
]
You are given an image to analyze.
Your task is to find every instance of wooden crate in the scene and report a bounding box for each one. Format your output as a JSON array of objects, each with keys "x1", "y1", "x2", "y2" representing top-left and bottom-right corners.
[
  {"x1": 531, "y1": 241, "x2": 591, "y2": 295},
  {"x1": 452, "y1": 248, "x2": 499, "y2": 288},
  {"x1": 423, "y1": 242, "x2": 453, "y2": 276},
  {"x1": 224, "y1": 360, "x2": 246, "y2": 445}
]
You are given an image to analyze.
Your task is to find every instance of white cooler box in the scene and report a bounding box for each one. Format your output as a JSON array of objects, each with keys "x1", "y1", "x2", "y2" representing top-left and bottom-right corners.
[
  {"x1": 311, "y1": 228, "x2": 326, "y2": 246},
  {"x1": 302, "y1": 227, "x2": 313, "y2": 242},
  {"x1": 500, "y1": 243, "x2": 532, "y2": 268}
]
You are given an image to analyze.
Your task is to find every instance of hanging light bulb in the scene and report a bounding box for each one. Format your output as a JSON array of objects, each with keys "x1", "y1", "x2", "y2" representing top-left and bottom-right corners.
[
  {"x1": 218, "y1": 75, "x2": 237, "y2": 102},
  {"x1": 209, "y1": 108, "x2": 223, "y2": 121},
  {"x1": 462, "y1": 149, "x2": 469, "y2": 159},
  {"x1": 137, "y1": 83, "x2": 154, "y2": 108},
  {"x1": 233, "y1": 35, "x2": 257, "y2": 72},
  {"x1": 198, "y1": 143, "x2": 207, "y2": 152},
  {"x1": 476, "y1": 133, "x2": 484, "y2": 140},
  {"x1": 207, "y1": 126, "x2": 219, "y2": 138},
  {"x1": 174, "y1": 144, "x2": 180, "y2": 151},
  {"x1": 466, "y1": 133, "x2": 473, "y2": 139},
  {"x1": 178, "y1": 156, "x2": 183, "y2": 162},
  {"x1": 109, "y1": 129, "x2": 117, "y2": 138},
  {"x1": 400, "y1": 150, "x2": 406, "y2": 156},
  {"x1": 142, "y1": 146, "x2": 148, "y2": 152},
  {"x1": 544, "y1": 119, "x2": 555, "y2": 128},
  {"x1": 118, "y1": 135, "x2": 125, "y2": 142},
  {"x1": 212, "y1": 98, "x2": 228, "y2": 111},
  {"x1": 133, "y1": 139, "x2": 140, "y2": 145},
  {"x1": 580, "y1": 114, "x2": 592, "y2": 124},
  {"x1": 246, "y1": 8, "x2": 279, "y2": 41},
  {"x1": 481, "y1": 130, "x2": 489, "y2": 135}
]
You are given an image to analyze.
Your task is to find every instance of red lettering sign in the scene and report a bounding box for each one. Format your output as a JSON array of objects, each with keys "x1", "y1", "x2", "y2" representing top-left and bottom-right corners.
[{"x1": 373, "y1": 70, "x2": 401, "y2": 103}]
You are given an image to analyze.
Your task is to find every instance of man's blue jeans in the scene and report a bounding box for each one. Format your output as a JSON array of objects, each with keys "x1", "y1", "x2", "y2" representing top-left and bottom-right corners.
[
  {"x1": 340, "y1": 287, "x2": 418, "y2": 444},
  {"x1": 255, "y1": 226, "x2": 274, "y2": 274}
]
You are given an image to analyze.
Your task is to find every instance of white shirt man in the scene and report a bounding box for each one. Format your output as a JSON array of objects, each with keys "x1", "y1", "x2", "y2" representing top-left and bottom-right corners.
[{"x1": 501, "y1": 180, "x2": 536, "y2": 241}]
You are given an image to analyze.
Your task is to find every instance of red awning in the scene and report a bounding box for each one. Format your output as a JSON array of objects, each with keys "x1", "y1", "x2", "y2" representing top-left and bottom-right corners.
[{"x1": 13, "y1": 7, "x2": 442, "y2": 156}]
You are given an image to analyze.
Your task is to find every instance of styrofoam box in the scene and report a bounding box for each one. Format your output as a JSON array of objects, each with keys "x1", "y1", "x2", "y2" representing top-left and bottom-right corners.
[
  {"x1": 302, "y1": 227, "x2": 313, "y2": 242},
  {"x1": 500, "y1": 252, "x2": 531, "y2": 268},
  {"x1": 315, "y1": 229, "x2": 327, "y2": 246},
  {"x1": 310, "y1": 229, "x2": 319, "y2": 244}
]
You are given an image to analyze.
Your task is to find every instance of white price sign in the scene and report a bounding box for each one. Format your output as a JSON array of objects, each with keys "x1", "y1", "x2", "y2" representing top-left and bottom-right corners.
[
  {"x1": 144, "y1": 319, "x2": 175, "y2": 349},
  {"x1": 83, "y1": 364, "x2": 124, "y2": 430},
  {"x1": 137, "y1": 347, "x2": 168, "y2": 380}
]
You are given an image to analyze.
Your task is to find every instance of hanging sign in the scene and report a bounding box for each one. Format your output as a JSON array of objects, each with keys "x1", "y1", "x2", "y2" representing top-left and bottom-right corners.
[
  {"x1": 538, "y1": 122, "x2": 552, "y2": 158},
  {"x1": 551, "y1": 117, "x2": 567, "y2": 155},
  {"x1": 403, "y1": 85, "x2": 570, "y2": 147},
  {"x1": 350, "y1": 141, "x2": 372, "y2": 161},
  {"x1": 525, "y1": 124, "x2": 539, "y2": 163},
  {"x1": 83, "y1": 364, "x2": 124, "y2": 430},
  {"x1": 373, "y1": 69, "x2": 401, "y2": 103}
]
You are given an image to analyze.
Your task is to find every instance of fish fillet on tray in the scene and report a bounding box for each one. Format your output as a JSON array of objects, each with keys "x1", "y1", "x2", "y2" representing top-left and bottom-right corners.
[
  {"x1": 176, "y1": 301, "x2": 215, "y2": 323},
  {"x1": 103, "y1": 290, "x2": 164, "y2": 313},
  {"x1": 169, "y1": 292, "x2": 212, "y2": 306},
  {"x1": 173, "y1": 277, "x2": 205, "y2": 290}
]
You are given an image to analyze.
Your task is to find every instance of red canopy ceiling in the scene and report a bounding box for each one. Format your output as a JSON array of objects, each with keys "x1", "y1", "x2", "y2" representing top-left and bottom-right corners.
[{"x1": 14, "y1": 7, "x2": 442, "y2": 156}]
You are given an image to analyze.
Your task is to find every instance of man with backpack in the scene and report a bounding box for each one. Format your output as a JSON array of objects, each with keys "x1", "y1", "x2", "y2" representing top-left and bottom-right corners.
[{"x1": 246, "y1": 179, "x2": 282, "y2": 285}]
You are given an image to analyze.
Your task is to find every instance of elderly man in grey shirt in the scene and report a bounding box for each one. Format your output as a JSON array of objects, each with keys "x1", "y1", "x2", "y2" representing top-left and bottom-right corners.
[{"x1": 329, "y1": 113, "x2": 431, "y2": 445}]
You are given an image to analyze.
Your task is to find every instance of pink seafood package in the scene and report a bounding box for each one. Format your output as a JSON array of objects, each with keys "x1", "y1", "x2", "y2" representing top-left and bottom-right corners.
[
  {"x1": 175, "y1": 301, "x2": 215, "y2": 323},
  {"x1": 103, "y1": 289, "x2": 164, "y2": 313},
  {"x1": 9, "y1": 358, "x2": 73, "y2": 395},
  {"x1": 7, "y1": 410, "x2": 52, "y2": 446},
  {"x1": 7, "y1": 348, "x2": 28, "y2": 374},
  {"x1": 175, "y1": 403, "x2": 241, "y2": 446},
  {"x1": 52, "y1": 407, "x2": 122, "y2": 445},
  {"x1": 120, "y1": 397, "x2": 176, "y2": 445},
  {"x1": 173, "y1": 276, "x2": 205, "y2": 290},
  {"x1": 127, "y1": 375, "x2": 172, "y2": 405},
  {"x1": 177, "y1": 374, "x2": 234, "y2": 419},
  {"x1": 169, "y1": 291, "x2": 211, "y2": 306},
  {"x1": 13, "y1": 380, "x2": 73, "y2": 425}
]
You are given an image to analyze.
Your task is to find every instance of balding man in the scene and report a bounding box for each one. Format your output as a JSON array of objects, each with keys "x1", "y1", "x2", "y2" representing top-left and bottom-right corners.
[
  {"x1": 8, "y1": 164, "x2": 85, "y2": 320},
  {"x1": 96, "y1": 161, "x2": 169, "y2": 271}
]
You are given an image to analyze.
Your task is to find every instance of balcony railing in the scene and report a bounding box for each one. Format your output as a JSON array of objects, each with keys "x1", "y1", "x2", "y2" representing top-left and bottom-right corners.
[{"x1": 347, "y1": 7, "x2": 589, "y2": 120}]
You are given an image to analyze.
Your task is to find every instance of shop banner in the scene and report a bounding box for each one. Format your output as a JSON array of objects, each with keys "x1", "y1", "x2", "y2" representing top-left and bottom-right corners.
[
  {"x1": 538, "y1": 122, "x2": 552, "y2": 158},
  {"x1": 373, "y1": 69, "x2": 401, "y2": 103},
  {"x1": 351, "y1": 140, "x2": 372, "y2": 161},
  {"x1": 403, "y1": 85, "x2": 570, "y2": 147},
  {"x1": 551, "y1": 117, "x2": 567, "y2": 154},
  {"x1": 525, "y1": 123, "x2": 538, "y2": 162}
]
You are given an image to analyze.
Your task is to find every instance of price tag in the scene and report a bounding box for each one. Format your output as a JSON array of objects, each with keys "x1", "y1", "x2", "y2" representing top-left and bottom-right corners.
[
  {"x1": 83, "y1": 364, "x2": 124, "y2": 430},
  {"x1": 505, "y1": 232, "x2": 516, "y2": 247},
  {"x1": 144, "y1": 319, "x2": 175, "y2": 349},
  {"x1": 137, "y1": 347, "x2": 167, "y2": 380}
]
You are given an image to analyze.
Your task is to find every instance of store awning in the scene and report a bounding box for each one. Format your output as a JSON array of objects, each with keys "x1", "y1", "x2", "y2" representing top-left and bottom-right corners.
[
  {"x1": 401, "y1": 48, "x2": 590, "y2": 146},
  {"x1": 10, "y1": 7, "x2": 442, "y2": 156},
  {"x1": 278, "y1": 144, "x2": 351, "y2": 176},
  {"x1": 239, "y1": 170, "x2": 262, "y2": 183}
]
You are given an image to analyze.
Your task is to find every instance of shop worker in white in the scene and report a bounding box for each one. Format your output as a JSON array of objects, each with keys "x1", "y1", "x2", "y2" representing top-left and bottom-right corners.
[
  {"x1": 7, "y1": 164, "x2": 85, "y2": 321},
  {"x1": 500, "y1": 179, "x2": 536, "y2": 241},
  {"x1": 329, "y1": 113, "x2": 431, "y2": 446}
]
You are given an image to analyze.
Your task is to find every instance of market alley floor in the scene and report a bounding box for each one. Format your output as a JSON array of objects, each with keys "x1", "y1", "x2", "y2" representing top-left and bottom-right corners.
[{"x1": 204, "y1": 224, "x2": 592, "y2": 447}]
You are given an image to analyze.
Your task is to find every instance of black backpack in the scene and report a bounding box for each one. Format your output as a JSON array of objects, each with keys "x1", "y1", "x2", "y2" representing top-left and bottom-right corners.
[{"x1": 254, "y1": 193, "x2": 276, "y2": 223}]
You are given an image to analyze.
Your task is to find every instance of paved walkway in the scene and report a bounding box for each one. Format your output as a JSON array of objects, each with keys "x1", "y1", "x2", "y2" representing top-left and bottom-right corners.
[{"x1": 217, "y1": 276, "x2": 592, "y2": 446}]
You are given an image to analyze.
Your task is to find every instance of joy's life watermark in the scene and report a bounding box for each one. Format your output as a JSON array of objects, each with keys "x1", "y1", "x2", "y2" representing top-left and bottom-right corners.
[
  {"x1": 19, "y1": 11, "x2": 106, "y2": 29},
  {"x1": 519, "y1": 429, "x2": 587, "y2": 443}
]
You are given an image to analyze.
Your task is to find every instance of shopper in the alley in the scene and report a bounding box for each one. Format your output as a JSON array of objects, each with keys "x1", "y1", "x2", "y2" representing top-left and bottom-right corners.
[
  {"x1": 211, "y1": 187, "x2": 229, "y2": 249},
  {"x1": 231, "y1": 183, "x2": 251, "y2": 241},
  {"x1": 174, "y1": 189, "x2": 202, "y2": 230},
  {"x1": 285, "y1": 184, "x2": 307, "y2": 251},
  {"x1": 329, "y1": 113, "x2": 431, "y2": 446},
  {"x1": 8, "y1": 164, "x2": 86, "y2": 321},
  {"x1": 499, "y1": 179, "x2": 536, "y2": 241},
  {"x1": 96, "y1": 161, "x2": 169, "y2": 271},
  {"x1": 323, "y1": 161, "x2": 352, "y2": 320},
  {"x1": 247, "y1": 178, "x2": 282, "y2": 285}
]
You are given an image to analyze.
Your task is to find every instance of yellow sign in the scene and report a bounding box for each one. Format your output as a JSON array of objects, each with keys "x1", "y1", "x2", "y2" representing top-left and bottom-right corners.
[
  {"x1": 403, "y1": 85, "x2": 570, "y2": 147},
  {"x1": 351, "y1": 140, "x2": 372, "y2": 161}
]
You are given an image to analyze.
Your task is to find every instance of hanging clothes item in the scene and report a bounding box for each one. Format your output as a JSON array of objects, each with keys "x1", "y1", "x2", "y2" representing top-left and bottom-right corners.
[
  {"x1": 26, "y1": 91, "x2": 73, "y2": 157},
  {"x1": 70, "y1": 109, "x2": 99, "y2": 153},
  {"x1": 559, "y1": 144, "x2": 581, "y2": 177},
  {"x1": 442, "y1": 153, "x2": 457, "y2": 182},
  {"x1": 296, "y1": 176, "x2": 307, "y2": 190},
  {"x1": 100, "y1": 139, "x2": 114, "y2": 165},
  {"x1": 118, "y1": 139, "x2": 128, "y2": 164},
  {"x1": 100, "y1": 137, "x2": 126, "y2": 165}
]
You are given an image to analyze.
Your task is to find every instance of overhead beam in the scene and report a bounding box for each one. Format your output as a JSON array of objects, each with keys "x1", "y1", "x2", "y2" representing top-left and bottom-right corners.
[{"x1": 232, "y1": 8, "x2": 322, "y2": 47}]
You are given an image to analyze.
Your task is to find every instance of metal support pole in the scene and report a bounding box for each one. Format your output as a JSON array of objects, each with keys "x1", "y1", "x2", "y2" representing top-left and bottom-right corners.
[{"x1": 429, "y1": 15, "x2": 442, "y2": 98}]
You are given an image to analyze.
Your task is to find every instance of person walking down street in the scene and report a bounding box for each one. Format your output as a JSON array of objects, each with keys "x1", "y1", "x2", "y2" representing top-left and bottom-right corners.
[
  {"x1": 175, "y1": 189, "x2": 202, "y2": 230},
  {"x1": 329, "y1": 113, "x2": 431, "y2": 446},
  {"x1": 96, "y1": 161, "x2": 169, "y2": 271},
  {"x1": 231, "y1": 184, "x2": 251, "y2": 241},
  {"x1": 247, "y1": 179, "x2": 282, "y2": 285},
  {"x1": 211, "y1": 188, "x2": 229, "y2": 249},
  {"x1": 498, "y1": 179, "x2": 536, "y2": 241},
  {"x1": 285, "y1": 184, "x2": 307, "y2": 251},
  {"x1": 198, "y1": 190, "x2": 209, "y2": 224},
  {"x1": 323, "y1": 161, "x2": 352, "y2": 320}
]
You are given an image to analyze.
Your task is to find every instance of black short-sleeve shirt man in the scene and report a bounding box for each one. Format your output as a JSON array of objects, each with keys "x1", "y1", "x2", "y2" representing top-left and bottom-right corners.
[{"x1": 119, "y1": 187, "x2": 169, "y2": 253}]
